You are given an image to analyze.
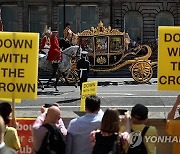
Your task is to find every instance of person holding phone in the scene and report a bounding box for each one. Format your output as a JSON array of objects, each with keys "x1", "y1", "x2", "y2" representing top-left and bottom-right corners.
[{"x1": 33, "y1": 103, "x2": 67, "y2": 136}]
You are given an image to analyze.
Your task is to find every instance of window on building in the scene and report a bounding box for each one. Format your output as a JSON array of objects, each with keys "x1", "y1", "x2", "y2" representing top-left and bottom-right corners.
[
  {"x1": 155, "y1": 11, "x2": 174, "y2": 39},
  {"x1": 58, "y1": 5, "x2": 99, "y2": 37},
  {"x1": 80, "y1": 5, "x2": 99, "y2": 31},
  {"x1": 58, "y1": 5, "x2": 76, "y2": 37},
  {"x1": 29, "y1": 6, "x2": 48, "y2": 35},
  {"x1": 1, "y1": 5, "x2": 19, "y2": 32},
  {"x1": 124, "y1": 11, "x2": 143, "y2": 43}
]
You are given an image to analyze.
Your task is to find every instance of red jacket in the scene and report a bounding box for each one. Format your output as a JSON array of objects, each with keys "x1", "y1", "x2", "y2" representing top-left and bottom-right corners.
[
  {"x1": 47, "y1": 36, "x2": 62, "y2": 61},
  {"x1": 40, "y1": 36, "x2": 49, "y2": 50}
]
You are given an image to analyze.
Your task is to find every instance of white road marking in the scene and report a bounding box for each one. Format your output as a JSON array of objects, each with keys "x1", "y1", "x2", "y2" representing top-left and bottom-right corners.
[
  {"x1": 37, "y1": 95, "x2": 177, "y2": 98},
  {"x1": 16, "y1": 105, "x2": 174, "y2": 109}
]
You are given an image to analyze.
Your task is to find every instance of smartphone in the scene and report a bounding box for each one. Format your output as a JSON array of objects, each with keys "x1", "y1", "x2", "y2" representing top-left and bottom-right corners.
[
  {"x1": 118, "y1": 109, "x2": 128, "y2": 115},
  {"x1": 44, "y1": 104, "x2": 52, "y2": 108}
]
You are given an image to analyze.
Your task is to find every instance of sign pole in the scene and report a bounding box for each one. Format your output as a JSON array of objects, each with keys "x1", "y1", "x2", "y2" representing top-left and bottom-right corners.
[{"x1": 12, "y1": 98, "x2": 16, "y2": 128}]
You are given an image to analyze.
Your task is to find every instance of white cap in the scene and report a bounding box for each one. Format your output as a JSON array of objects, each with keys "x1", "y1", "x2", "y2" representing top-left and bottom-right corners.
[{"x1": 81, "y1": 51, "x2": 88, "y2": 55}]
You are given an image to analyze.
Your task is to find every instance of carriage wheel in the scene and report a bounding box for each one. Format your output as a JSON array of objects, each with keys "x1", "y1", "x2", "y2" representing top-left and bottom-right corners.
[
  {"x1": 65, "y1": 70, "x2": 79, "y2": 84},
  {"x1": 131, "y1": 61, "x2": 153, "y2": 83}
]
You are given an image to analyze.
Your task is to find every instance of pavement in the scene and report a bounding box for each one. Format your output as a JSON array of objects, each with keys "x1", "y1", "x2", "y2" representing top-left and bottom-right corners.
[{"x1": 13, "y1": 77, "x2": 174, "y2": 120}]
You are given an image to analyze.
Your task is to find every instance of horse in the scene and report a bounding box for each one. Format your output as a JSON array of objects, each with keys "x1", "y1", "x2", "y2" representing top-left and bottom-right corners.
[{"x1": 38, "y1": 45, "x2": 80, "y2": 91}]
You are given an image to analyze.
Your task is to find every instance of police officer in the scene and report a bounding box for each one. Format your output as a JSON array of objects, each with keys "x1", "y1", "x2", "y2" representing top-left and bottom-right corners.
[{"x1": 76, "y1": 51, "x2": 90, "y2": 93}]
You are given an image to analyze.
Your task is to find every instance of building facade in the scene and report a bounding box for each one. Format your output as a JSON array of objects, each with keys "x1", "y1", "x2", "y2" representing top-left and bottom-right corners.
[{"x1": 0, "y1": 0, "x2": 179, "y2": 43}]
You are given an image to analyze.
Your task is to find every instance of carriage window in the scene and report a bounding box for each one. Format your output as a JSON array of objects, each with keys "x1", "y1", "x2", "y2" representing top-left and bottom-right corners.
[
  {"x1": 94, "y1": 36, "x2": 108, "y2": 53},
  {"x1": 1, "y1": 5, "x2": 19, "y2": 32},
  {"x1": 124, "y1": 11, "x2": 143, "y2": 43},
  {"x1": 29, "y1": 6, "x2": 48, "y2": 34},
  {"x1": 155, "y1": 11, "x2": 174, "y2": 39},
  {"x1": 109, "y1": 36, "x2": 123, "y2": 52},
  {"x1": 79, "y1": 37, "x2": 94, "y2": 53}
]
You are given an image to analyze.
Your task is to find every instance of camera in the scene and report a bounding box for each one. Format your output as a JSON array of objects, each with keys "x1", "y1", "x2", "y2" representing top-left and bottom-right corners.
[
  {"x1": 44, "y1": 104, "x2": 52, "y2": 108},
  {"x1": 118, "y1": 109, "x2": 128, "y2": 115}
]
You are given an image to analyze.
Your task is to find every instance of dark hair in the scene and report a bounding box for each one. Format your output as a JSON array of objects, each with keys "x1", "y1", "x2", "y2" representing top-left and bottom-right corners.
[
  {"x1": 85, "y1": 95, "x2": 100, "y2": 113},
  {"x1": 65, "y1": 23, "x2": 70, "y2": 27},
  {"x1": 0, "y1": 102, "x2": 12, "y2": 125},
  {"x1": 100, "y1": 109, "x2": 120, "y2": 133}
]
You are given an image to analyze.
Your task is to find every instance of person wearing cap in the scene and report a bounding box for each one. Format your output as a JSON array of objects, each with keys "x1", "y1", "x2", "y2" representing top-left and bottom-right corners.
[
  {"x1": 76, "y1": 50, "x2": 90, "y2": 94},
  {"x1": 40, "y1": 30, "x2": 51, "y2": 54},
  {"x1": 47, "y1": 29, "x2": 61, "y2": 62},
  {"x1": 130, "y1": 104, "x2": 158, "y2": 154},
  {"x1": 46, "y1": 29, "x2": 62, "y2": 86},
  {"x1": 166, "y1": 94, "x2": 180, "y2": 154}
]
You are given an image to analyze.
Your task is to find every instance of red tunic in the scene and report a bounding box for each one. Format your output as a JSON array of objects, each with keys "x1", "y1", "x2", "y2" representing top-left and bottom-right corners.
[
  {"x1": 47, "y1": 36, "x2": 62, "y2": 61},
  {"x1": 40, "y1": 36, "x2": 49, "y2": 50}
]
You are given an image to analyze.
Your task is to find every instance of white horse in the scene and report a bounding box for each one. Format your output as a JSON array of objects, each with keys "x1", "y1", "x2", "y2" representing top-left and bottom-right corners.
[{"x1": 38, "y1": 45, "x2": 80, "y2": 91}]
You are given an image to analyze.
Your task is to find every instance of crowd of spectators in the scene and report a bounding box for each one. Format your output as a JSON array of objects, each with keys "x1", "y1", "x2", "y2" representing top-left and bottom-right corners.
[{"x1": 0, "y1": 94, "x2": 179, "y2": 154}]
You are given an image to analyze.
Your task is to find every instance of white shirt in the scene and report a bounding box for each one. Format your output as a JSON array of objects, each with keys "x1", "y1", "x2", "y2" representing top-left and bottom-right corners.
[{"x1": 66, "y1": 109, "x2": 104, "y2": 154}]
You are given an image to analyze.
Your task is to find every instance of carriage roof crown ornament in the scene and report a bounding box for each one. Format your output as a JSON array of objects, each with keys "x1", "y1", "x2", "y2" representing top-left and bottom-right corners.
[{"x1": 78, "y1": 21, "x2": 123, "y2": 36}]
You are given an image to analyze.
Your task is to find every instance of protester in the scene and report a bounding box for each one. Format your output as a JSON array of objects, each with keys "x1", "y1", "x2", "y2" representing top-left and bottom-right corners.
[
  {"x1": 65, "y1": 95, "x2": 104, "y2": 154},
  {"x1": 32, "y1": 105, "x2": 66, "y2": 154},
  {"x1": 166, "y1": 94, "x2": 180, "y2": 154},
  {"x1": 0, "y1": 102, "x2": 21, "y2": 151},
  {"x1": 40, "y1": 29, "x2": 51, "y2": 54},
  {"x1": 76, "y1": 51, "x2": 90, "y2": 94},
  {"x1": 64, "y1": 22, "x2": 74, "y2": 44},
  {"x1": 90, "y1": 108, "x2": 131, "y2": 154},
  {"x1": 129, "y1": 104, "x2": 158, "y2": 154},
  {"x1": 0, "y1": 115, "x2": 16, "y2": 154}
]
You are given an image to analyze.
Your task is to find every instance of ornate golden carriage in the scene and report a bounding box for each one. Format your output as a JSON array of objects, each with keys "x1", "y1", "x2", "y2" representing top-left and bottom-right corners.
[{"x1": 77, "y1": 21, "x2": 157, "y2": 83}]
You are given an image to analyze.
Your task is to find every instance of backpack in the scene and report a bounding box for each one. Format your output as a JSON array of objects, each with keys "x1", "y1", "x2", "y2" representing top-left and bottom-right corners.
[
  {"x1": 37, "y1": 123, "x2": 66, "y2": 154},
  {"x1": 111, "y1": 135, "x2": 126, "y2": 154},
  {"x1": 127, "y1": 126, "x2": 149, "y2": 154},
  {"x1": 92, "y1": 131, "x2": 118, "y2": 154}
]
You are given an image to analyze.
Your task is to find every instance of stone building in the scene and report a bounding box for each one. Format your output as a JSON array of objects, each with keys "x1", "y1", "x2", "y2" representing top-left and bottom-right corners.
[{"x1": 0, "y1": 0, "x2": 179, "y2": 43}]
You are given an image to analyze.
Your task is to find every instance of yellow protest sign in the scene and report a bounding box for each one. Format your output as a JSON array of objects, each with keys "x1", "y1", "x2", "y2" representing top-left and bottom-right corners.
[
  {"x1": 80, "y1": 81, "x2": 98, "y2": 111},
  {"x1": 0, "y1": 32, "x2": 39, "y2": 99},
  {"x1": 0, "y1": 98, "x2": 21, "y2": 103},
  {"x1": 158, "y1": 26, "x2": 180, "y2": 90}
]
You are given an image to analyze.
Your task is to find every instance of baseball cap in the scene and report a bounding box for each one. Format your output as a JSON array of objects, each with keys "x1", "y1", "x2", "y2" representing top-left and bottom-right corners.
[{"x1": 131, "y1": 104, "x2": 148, "y2": 120}]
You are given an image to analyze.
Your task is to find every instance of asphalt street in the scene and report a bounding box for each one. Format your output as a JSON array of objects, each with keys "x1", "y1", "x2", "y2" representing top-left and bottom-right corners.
[{"x1": 14, "y1": 77, "x2": 179, "y2": 119}]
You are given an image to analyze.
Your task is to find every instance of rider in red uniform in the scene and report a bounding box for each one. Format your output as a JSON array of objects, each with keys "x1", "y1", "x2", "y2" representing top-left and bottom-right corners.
[
  {"x1": 40, "y1": 30, "x2": 51, "y2": 50},
  {"x1": 40, "y1": 30, "x2": 51, "y2": 54},
  {"x1": 47, "y1": 29, "x2": 62, "y2": 61},
  {"x1": 46, "y1": 29, "x2": 62, "y2": 90}
]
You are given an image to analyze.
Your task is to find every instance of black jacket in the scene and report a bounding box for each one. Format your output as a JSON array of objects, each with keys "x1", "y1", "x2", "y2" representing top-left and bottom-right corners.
[{"x1": 76, "y1": 58, "x2": 90, "y2": 79}]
